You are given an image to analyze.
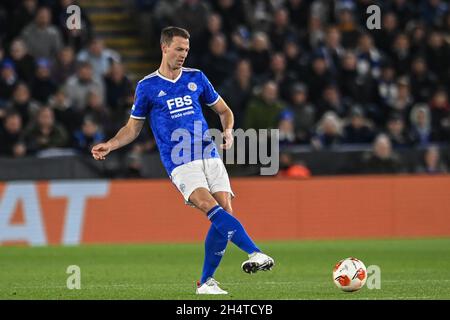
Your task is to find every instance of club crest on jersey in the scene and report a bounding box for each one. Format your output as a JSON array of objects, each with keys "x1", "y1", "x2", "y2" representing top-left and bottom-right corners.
[{"x1": 188, "y1": 82, "x2": 197, "y2": 91}]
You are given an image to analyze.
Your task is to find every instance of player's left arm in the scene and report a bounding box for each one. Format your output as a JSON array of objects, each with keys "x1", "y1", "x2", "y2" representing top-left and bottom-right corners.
[{"x1": 210, "y1": 97, "x2": 234, "y2": 150}]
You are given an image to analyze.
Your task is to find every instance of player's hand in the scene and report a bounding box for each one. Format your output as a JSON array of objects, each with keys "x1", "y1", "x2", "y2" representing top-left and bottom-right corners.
[
  {"x1": 221, "y1": 129, "x2": 233, "y2": 150},
  {"x1": 91, "y1": 142, "x2": 111, "y2": 160}
]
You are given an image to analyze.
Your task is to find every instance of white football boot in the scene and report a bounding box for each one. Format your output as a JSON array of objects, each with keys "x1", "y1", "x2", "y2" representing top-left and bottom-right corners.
[
  {"x1": 241, "y1": 252, "x2": 275, "y2": 274},
  {"x1": 196, "y1": 278, "x2": 228, "y2": 295}
]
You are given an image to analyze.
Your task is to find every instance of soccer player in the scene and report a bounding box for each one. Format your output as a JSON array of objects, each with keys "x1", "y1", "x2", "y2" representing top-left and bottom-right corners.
[{"x1": 91, "y1": 26, "x2": 274, "y2": 295}]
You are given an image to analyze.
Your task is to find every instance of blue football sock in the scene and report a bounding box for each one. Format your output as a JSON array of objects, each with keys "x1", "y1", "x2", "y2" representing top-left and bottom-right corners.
[
  {"x1": 200, "y1": 224, "x2": 228, "y2": 284},
  {"x1": 207, "y1": 205, "x2": 261, "y2": 255}
]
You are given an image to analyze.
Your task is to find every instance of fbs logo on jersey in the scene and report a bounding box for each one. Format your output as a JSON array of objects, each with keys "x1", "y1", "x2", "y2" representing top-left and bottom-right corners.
[{"x1": 167, "y1": 95, "x2": 193, "y2": 110}]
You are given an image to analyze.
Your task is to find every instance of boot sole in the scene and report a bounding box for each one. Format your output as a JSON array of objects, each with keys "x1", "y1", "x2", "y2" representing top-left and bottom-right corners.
[{"x1": 242, "y1": 259, "x2": 274, "y2": 274}]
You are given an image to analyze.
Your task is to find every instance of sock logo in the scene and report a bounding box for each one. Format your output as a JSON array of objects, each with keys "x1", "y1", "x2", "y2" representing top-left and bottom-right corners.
[
  {"x1": 214, "y1": 250, "x2": 226, "y2": 256},
  {"x1": 227, "y1": 230, "x2": 236, "y2": 240}
]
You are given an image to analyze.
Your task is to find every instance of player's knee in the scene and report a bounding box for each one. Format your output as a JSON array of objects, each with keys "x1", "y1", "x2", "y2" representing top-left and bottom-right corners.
[
  {"x1": 190, "y1": 195, "x2": 217, "y2": 213},
  {"x1": 196, "y1": 199, "x2": 218, "y2": 213}
]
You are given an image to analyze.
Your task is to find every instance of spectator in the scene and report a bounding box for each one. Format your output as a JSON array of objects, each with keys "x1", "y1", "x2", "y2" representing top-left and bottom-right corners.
[
  {"x1": 408, "y1": 22, "x2": 428, "y2": 55},
  {"x1": 5, "y1": 0, "x2": 38, "y2": 45},
  {"x1": 287, "y1": 83, "x2": 315, "y2": 144},
  {"x1": 335, "y1": 6, "x2": 360, "y2": 49},
  {"x1": 317, "y1": 26, "x2": 344, "y2": 75},
  {"x1": 76, "y1": 38, "x2": 121, "y2": 78},
  {"x1": 6, "y1": 82, "x2": 39, "y2": 127},
  {"x1": 219, "y1": 59, "x2": 253, "y2": 129},
  {"x1": 244, "y1": 80, "x2": 283, "y2": 130},
  {"x1": 390, "y1": 33, "x2": 412, "y2": 76},
  {"x1": 343, "y1": 106, "x2": 376, "y2": 144},
  {"x1": 385, "y1": 76, "x2": 414, "y2": 123},
  {"x1": 22, "y1": 106, "x2": 69, "y2": 154},
  {"x1": 31, "y1": 58, "x2": 57, "y2": 103},
  {"x1": 268, "y1": 7, "x2": 298, "y2": 52},
  {"x1": 262, "y1": 52, "x2": 294, "y2": 101},
  {"x1": 360, "y1": 133, "x2": 404, "y2": 174},
  {"x1": 306, "y1": 15, "x2": 325, "y2": 50},
  {"x1": 201, "y1": 33, "x2": 235, "y2": 88},
  {"x1": 278, "y1": 110, "x2": 296, "y2": 146},
  {"x1": 409, "y1": 56, "x2": 438, "y2": 103},
  {"x1": 104, "y1": 62, "x2": 133, "y2": 115},
  {"x1": 311, "y1": 111, "x2": 343, "y2": 150},
  {"x1": 373, "y1": 11, "x2": 399, "y2": 56},
  {"x1": 20, "y1": 6, "x2": 63, "y2": 60},
  {"x1": 64, "y1": 62, "x2": 105, "y2": 111},
  {"x1": 0, "y1": 59, "x2": 19, "y2": 107},
  {"x1": 425, "y1": 31, "x2": 450, "y2": 85},
  {"x1": 377, "y1": 62, "x2": 397, "y2": 108},
  {"x1": 73, "y1": 116, "x2": 105, "y2": 154},
  {"x1": 48, "y1": 88, "x2": 81, "y2": 134},
  {"x1": 338, "y1": 50, "x2": 376, "y2": 106},
  {"x1": 84, "y1": 90, "x2": 112, "y2": 135},
  {"x1": 195, "y1": 13, "x2": 224, "y2": 60},
  {"x1": 244, "y1": 0, "x2": 274, "y2": 31},
  {"x1": 286, "y1": 0, "x2": 311, "y2": 34},
  {"x1": 386, "y1": 113, "x2": 413, "y2": 149},
  {"x1": 389, "y1": 0, "x2": 417, "y2": 29},
  {"x1": 303, "y1": 53, "x2": 333, "y2": 104},
  {"x1": 0, "y1": 110, "x2": 26, "y2": 157},
  {"x1": 355, "y1": 33, "x2": 382, "y2": 80},
  {"x1": 283, "y1": 39, "x2": 307, "y2": 81},
  {"x1": 8, "y1": 38, "x2": 36, "y2": 85},
  {"x1": 51, "y1": 46, "x2": 77, "y2": 84},
  {"x1": 420, "y1": 0, "x2": 448, "y2": 28},
  {"x1": 245, "y1": 31, "x2": 271, "y2": 79},
  {"x1": 316, "y1": 84, "x2": 348, "y2": 120},
  {"x1": 211, "y1": 0, "x2": 246, "y2": 37},
  {"x1": 415, "y1": 145, "x2": 448, "y2": 174},
  {"x1": 409, "y1": 103, "x2": 437, "y2": 147},
  {"x1": 429, "y1": 88, "x2": 450, "y2": 141}
]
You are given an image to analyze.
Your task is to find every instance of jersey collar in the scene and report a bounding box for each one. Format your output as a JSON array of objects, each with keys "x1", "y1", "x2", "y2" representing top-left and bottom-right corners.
[{"x1": 156, "y1": 68, "x2": 183, "y2": 83}]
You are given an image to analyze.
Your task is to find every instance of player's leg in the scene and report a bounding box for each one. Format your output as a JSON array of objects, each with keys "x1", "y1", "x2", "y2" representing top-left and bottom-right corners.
[
  {"x1": 211, "y1": 191, "x2": 274, "y2": 274},
  {"x1": 205, "y1": 159, "x2": 275, "y2": 274},
  {"x1": 187, "y1": 188, "x2": 229, "y2": 286},
  {"x1": 171, "y1": 163, "x2": 228, "y2": 293},
  {"x1": 189, "y1": 188, "x2": 261, "y2": 255}
]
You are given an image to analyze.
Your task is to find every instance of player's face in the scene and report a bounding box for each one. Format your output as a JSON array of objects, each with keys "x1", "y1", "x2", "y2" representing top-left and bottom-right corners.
[{"x1": 163, "y1": 36, "x2": 190, "y2": 70}]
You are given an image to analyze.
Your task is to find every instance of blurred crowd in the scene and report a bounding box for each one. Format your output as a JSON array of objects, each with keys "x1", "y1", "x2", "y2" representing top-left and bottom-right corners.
[
  {"x1": 1, "y1": 0, "x2": 449, "y2": 176},
  {"x1": 0, "y1": 0, "x2": 140, "y2": 160},
  {"x1": 149, "y1": 0, "x2": 450, "y2": 174}
]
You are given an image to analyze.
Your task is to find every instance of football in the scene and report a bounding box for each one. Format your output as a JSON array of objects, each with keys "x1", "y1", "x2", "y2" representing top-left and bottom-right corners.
[{"x1": 333, "y1": 257, "x2": 367, "y2": 292}]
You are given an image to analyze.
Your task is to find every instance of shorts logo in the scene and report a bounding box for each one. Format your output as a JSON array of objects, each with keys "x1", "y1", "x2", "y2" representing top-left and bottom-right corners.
[
  {"x1": 188, "y1": 82, "x2": 197, "y2": 91},
  {"x1": 179, "y1": 183, "x2": 186, "y2": 193}
]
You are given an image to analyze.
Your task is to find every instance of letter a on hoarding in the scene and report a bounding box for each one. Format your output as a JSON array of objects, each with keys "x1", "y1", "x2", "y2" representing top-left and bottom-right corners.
[{"x1": 0, "y1": 183, "x2": 47, "y2": 245}]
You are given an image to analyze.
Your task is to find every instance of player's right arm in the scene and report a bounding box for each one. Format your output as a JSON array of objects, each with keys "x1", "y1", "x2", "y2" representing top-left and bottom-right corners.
[{"x1": 91, "y1": 118, "x2": 144, "y2": 160}]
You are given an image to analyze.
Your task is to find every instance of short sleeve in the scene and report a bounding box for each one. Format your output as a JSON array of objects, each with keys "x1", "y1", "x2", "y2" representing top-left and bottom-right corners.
[
  {"x1": 130, "y1": 82, "x2": 150, "y2": 119},
  {"x1": 200, "y1": 72, "x2": 220, "y2": 107}
]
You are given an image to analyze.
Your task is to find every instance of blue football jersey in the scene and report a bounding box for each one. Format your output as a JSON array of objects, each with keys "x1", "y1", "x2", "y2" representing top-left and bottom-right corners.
[{"x1": 130, "y1": 67, "x2": 221, "y2": 175}]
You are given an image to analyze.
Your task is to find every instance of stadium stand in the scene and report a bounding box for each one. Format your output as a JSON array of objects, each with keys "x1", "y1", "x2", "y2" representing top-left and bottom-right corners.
[{"x1": 0, "y1": 0, "x2": 449, "y2": 179}]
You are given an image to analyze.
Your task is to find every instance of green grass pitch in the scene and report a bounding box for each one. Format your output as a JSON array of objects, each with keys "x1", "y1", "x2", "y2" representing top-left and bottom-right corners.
[{"x1": 1, "y1": 239, "x2": 449, "y2": 299}]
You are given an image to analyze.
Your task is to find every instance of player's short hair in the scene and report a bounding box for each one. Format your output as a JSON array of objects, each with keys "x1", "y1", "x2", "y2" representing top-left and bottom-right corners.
[{"x1": 160, "y1": 27, "x2": 190, "y2": 45}]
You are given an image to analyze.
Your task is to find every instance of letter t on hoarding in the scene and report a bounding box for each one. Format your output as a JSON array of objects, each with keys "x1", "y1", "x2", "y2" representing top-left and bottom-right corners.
[{"x1": 49, "y1": 182, "x2": 109, "y2": 245}]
